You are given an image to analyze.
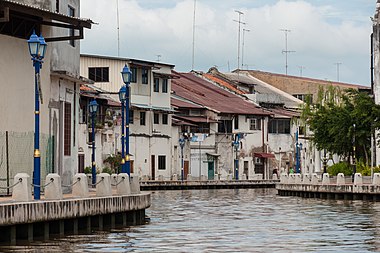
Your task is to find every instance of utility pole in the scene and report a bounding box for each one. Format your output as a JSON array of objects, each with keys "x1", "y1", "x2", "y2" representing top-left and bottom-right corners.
[
  {"x1": 242, "y1": 28, "x2": 250, "y2": 69},
  {"x1": 298, "y1": 66, "x2": 305, "y2": 77},
  {"x1": 334, "y1": 62, "x2": 342, "y2": 82},
  {"x1": 192, "y1": 0, "x2": 196, "y2": 70},
  {"x1": 116, "y1": 0, "x2": 120, "y2": 57},
  {"x1": 234, "y1": 10, "x2": 245, "y2": 71},
  {"x1": 280, "y1": 29, "x2": 295, "y2": 75}
]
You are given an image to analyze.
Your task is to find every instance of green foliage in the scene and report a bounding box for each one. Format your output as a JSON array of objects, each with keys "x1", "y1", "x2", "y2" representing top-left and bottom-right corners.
[
  {"x1": 300, "y1": 87, "x2": 380, "y2": 165},
  {"x1": 84, "y1": 166, "x2": 92, "y2": 174},
  {"x1": 327, "y1": 162, "x2": 353, "y2": 176},
  {"x1": 103, "y1": 154, "x2": 122, "y2": 173},
  {"x1": 356, "y1": 161, "x2": 380, "y2": 176},
  {"x1": 102, "y1": 167, "x2": 113, "y2": 175}
]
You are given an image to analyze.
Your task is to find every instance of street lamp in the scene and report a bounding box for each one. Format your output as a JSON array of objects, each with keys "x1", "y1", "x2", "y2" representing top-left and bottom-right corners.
[
  {"x1": 299, "y1": 143, "x2": 303, "y2": 173},
  {"x1": 121, "y1": 65, "x2": 131, "y2": 176},
  {"x1": 233, "y1": 134, "x2": 240, "y2": 180},
  {"x1": 323, "y1": 149, "x2": 327, "y2": 174},
  {"x1": 28, "y1": 31, "x2": 47, "y2": 200},
  {"x1": 119, "y1": 85, "x2": 127, "y2": 173},
  {"x1": 179, "y1": 136, "x2": 185, "y2": 181},
  {"x1": 89, "y1": 99, "x2": 98, "y2": 185},
  {"x1": 352, "y1": 123, "x2": 356, "y2": 182}
]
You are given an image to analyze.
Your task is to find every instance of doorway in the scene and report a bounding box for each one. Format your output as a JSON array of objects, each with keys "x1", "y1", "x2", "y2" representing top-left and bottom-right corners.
[
  {"x1": 151, "y1": 155, "x2": 155, "y2": 180},
  {"x1": 184, "y1": 161, "x2": 189, "y2": 180},
  {"x1": 208, "y1": 161, "x2": 214, "y2": 180}
]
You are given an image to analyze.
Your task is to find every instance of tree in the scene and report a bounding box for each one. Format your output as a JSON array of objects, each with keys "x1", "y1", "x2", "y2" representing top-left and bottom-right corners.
[{"x1": 300, "y1": 86, "x2": 380, "y2": 165}]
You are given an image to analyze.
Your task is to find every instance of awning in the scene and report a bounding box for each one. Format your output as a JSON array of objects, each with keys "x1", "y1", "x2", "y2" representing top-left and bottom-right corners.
[
  {"x1": 254, "y1": 152, "x2": 275, "y2": 159},
  {"x1": 206, "y1": 153, "x2": 220, "y2": 157}
]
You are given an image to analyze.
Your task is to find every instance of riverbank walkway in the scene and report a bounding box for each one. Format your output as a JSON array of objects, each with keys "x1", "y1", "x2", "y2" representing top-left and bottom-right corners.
[
  {"x1": 277, "y1": 172, "x2": 380, "y2": 201},
  {"x1": 0, "y1": 173, "x2": 151, "y2": 245}
]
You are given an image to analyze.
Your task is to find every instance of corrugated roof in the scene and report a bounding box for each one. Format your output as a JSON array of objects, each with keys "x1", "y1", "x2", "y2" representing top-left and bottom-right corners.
[
  {"x1": 0, "y1": 0, "x2": 93, "y2": 28},
  {"x1": 203, "y1": 74, "x2": 246, "y2": 95},
  {"x1": 172, "y1": 72, "x2": 272, "y2": 116},
  {"x1": 171, "y1": 98, "x2": 204, "y2": 109}
]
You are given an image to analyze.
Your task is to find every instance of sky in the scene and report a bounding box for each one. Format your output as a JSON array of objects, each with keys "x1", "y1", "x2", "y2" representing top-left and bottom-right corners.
[{"x1": 81, "y1": 0, "x2": 377, "y2": 86}]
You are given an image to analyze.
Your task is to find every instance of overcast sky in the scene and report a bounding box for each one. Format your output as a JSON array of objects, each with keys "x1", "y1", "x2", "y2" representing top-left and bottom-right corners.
[{"x1": 81, "y1": 0, "x2": 376, "y2": 86}]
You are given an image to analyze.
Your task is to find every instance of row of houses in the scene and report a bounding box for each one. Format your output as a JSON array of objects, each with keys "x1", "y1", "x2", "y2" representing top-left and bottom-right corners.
[
  {"x1": 78, "y1": 54, "x2": 370, "y2": 181},
  {"x1": 0, "y1": 0, "x2": 371, "y2": 186}
]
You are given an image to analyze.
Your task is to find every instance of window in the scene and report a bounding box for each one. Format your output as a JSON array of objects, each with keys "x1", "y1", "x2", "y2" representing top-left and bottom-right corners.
[
  {"x1": 158, "y1": 155, "x2": 166, "y2": 170},
  {"x1": 64, "y1": 102, "x2": 71, "y2": 156},
  {"x1": 154, "y1": 113, "x2": 159, "y2": 124},
  {"x1": 130, "y1": 67, "x2": 137, "y2": 83},
  {"x1": 68, "y1": 6, "x2": 75, "y2": 47},
  {"x1": 162, "y1": 79, "x2": 168, "y2": 93},
  {"x1": 140, "y1": 111, "x2": 146, "y2": 125},
  {"x1": 154, "y1": 78, "x2": 159, "y2": 92},
  {"x1": 129, "y1": 110, "x2": 134, "y2": 124},
  {"x1": 268, "y1": 119, "x2": 291, "y2": 134},
  {"x1": 218, "y1": 120, "x2": 232, "y2": 133},
  {"x1": 162, "y1": 114, "x2": 168, "y2": 125},
  {"x1": 234, "y1": 115, "x2": 239, "y2": 130},
  {"x1": 293, "y1": 94, "x2": 313, "y2": 103},
  {"x1": 250, "y1": 118, "x2": 261, "y2": 130},
  {"x1": 190, "y1": 123, "x2": 210, "y2": 134},
  {"x1": 89, "y1": 67, "x2": 109, "y2": 82},
  {"x1": 56, "y1": 0, "x2": 59, "y2": 12},
  {"x1": 142, "y1": 68, "x2": 149, "y2": 84}
]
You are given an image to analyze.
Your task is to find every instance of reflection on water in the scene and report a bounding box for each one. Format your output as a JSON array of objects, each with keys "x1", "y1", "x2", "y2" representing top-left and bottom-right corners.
[{"x1": 2, "y1": 188, "x2": 380, "y2": 252}]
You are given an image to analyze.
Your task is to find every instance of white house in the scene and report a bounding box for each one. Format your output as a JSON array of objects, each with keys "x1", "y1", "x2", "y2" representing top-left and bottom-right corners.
[
  {"x1": 80, "y1": 55, "x2": 175, "y2": 179},
  {"x1": 0, "y1": 0, "x2": 92, "y2": 188}
]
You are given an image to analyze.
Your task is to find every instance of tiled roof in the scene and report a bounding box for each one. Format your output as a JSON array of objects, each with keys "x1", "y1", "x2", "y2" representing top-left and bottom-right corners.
[
  {"x1": 172, "y1": 72, "x2": 272, "y2": 116},
  {"x1": 242, "y1": 70, "x2": 370, "y2": 90},
  {"x1": 203, "y1": 74, "x2": 246, "y2": 95}
]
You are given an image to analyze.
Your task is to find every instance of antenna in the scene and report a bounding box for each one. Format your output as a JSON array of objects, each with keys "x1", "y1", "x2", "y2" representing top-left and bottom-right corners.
[
  {"x1": 242, "y1": 28, "x2": 250, "y2": 69},
  {"x1": 280, "y1": 29, "x2": 295, "y2": 75},
  {"x1": 334, "y1": 62, "x2": 342, "y2": 82},
  {"x1": 116, "y1": 0, "x2": 120, "y2": 57},
  {"x1": 156, "y1": 55, "x2": 162, "y2": 62},
  {"x1": 234, "y1": 10, "x2": 246, "y2": 72},
  {"x1": 298, "y1": 66, "x2": 306, "y2": 77},
  {"x1": 192, "y1": 0, "x2": 196, "y2": 70}
]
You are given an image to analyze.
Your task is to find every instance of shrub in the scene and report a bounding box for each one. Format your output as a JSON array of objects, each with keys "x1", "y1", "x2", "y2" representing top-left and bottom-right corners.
[
  {"x1": 84, "y1": 166, "x2": 92, "y2": 174},
  {"x1": 356, "y1": 161, "x2": 380, "y2": 176},
  {"x1": 327, "y1": 162, "x2": 353, "y2": 176},
  {"x1": 103, "y1": 154, "x2": 122, "y2": 173},
  {"x1": 102, "y1": 167, "x2": 113, "y2": 175}
]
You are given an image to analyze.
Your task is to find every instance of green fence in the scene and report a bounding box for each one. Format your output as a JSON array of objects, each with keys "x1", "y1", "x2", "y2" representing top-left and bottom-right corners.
[{"x1": 0, "y1": 131, "x2": 53, "y2": 195}]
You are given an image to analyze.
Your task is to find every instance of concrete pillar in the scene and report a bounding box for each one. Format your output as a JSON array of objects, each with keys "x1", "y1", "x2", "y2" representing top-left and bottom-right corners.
[
  {"x1": 158, "y1": 175, "x2": 164, "y2": 181},
  {"x1": 314, "y1": 150, "x2": 321, "y2": 173},
  {"x1": 72, "y1": 173, "x2": 89, "y2": 198},
  {"x1": 241, "y1": 174, "x2": 247, "y2": 180},
  {"x1": 337, "y1": 173, "x2": 345, "y2": 186},
  {"x1": 111, "y1": 214, "x2": 115, "y2": 228},
  {"x1": 322, "y1": 173, "x2": 330, "y2": 185},
  {"x1": 111, "y1": 174, "x2": 118, "y2": 186},
  {"x1": 73, "y1": 219, "x2": 78, "y2": 235},
  {"x1": 295, "y1": 174, "x2": 302, "y2": 184},
  {"x1": 200, "y1": 175, "x2": 207, "y2": 181},
  {"x1": 311, "y1": 173, "x2": 319, "y2": 185},
  {"x1": 59, "y1": 220, "x2": 64, "y2": 236},
  {"x1": 302, "y1": 174, "x2": 311, "y2": 184},
  {"x1": 130, "y1": 174, "x2": 140, "y2": 194},
  {"x1": 288, "y1": 174, "x2": 295, "y2": 184},
  {"x1": 86, "y1": 216, "x2": 91, "y2": 234},
  {"x1": 172, "y1": 174, "x2": 178, "y2": 181},
  {"x1": 28, "y1": 224, "x2": 33, "y2": 242},
  {"x1": 187, "y1": 174, "x2": 192, "y2": 181},
  {"x1": 96, "y1": 173, "x2": 112, "y2": 197},
  {"x1": 116, "y1": 173, "x2": 131, "y2": 195},
  {"x1": 99, "y1": 216, "x2": 103, "y2": 231},
  {"x1": 10, "y1": 226, "x2": 16, "y2": 245},
  {"x1": 12, "y1": 173, "x2": 32, "y2": 201},
  {"x1": 44, "y1": 223, "x2": 49, "y2": 240},
  {"x1": 373, "y1": 173, "x2": 380, "y2": 185},
  {"x1": 354, "y1": 173, "x2": 363, "y2": 185},
  {"x1": 44, "y1": 174, "x2": 63, "y2": 200},
  {"x1": 280, "y1": 173, "x2": 288, "y2": 184}
]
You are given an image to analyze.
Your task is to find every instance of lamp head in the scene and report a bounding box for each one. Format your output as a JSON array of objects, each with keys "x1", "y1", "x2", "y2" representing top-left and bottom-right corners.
[
  {"x1": 27, "y1": 31, "x2": 40, "y2": 58},
  {"x1": 119, "y1": 85, "x2": 127, "y2": 103},
  {"x1": 38, "y1": 34, "x2": 47, "y2": 59},
  {"x1": 121, "y1": 64, "x2": 131, "y2": 85},
  {"x1": 89, "y1": 99, "x2": 99, "y2": 114}
]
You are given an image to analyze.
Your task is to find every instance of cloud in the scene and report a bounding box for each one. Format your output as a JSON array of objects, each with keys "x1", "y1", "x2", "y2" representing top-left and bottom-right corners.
[{"x1": 81, "y1": 0, "x2": 374, "y2": 85}]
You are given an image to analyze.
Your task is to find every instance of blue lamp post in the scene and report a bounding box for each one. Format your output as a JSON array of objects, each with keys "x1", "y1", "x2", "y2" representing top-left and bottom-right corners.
[
  {"x1": 233, "y1": 134, "x2": 240, "y2": 180},
  {"x1": 119, "y1": 85, "x2": 127, "y2": 173},
  {"x1": 28, "y1": 31, "x2": 47, "y2": 200},
  {"x1": 299, "y1": 142, "x2": 303, "y2": 173},
  {"x1": 89, "y1": 99, "x2": 99, "y2": 185},
  {"x1": 295, "y1": 130, "x2": 300, "y2": 174},
  {"x1": 121, "y1": 65, "x2": 131, "y2": 176},
  {"x1": 179, "y1": 136, "x2": 185, "y2": 181}
]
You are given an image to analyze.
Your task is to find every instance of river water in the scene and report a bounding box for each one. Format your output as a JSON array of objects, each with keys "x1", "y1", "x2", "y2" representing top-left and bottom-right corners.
[{"x1": 2, "y1": 188, "x2": 380, "y2": 252}]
